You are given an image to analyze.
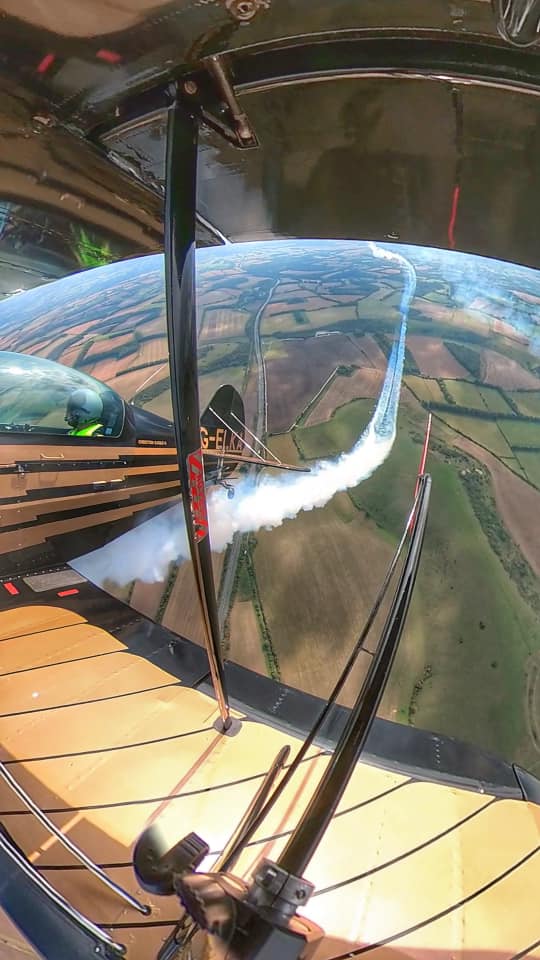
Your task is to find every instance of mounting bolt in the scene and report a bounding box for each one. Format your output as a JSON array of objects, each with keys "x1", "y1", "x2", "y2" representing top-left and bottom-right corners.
[
  {"x1": 226, "y1": 0, "x2": 265, "y2": 21},
  {"x1": 184, "y1": 80, "x2": 198, "y2": 95}
]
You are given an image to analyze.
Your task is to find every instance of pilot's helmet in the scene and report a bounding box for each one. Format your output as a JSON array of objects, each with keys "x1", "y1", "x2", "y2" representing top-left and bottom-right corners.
[{"x1": 65, "y1": 388, "x2": 104, "y2": 428}]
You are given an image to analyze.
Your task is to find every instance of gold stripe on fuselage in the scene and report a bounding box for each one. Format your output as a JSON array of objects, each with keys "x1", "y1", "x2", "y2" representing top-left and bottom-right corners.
[
  {"x1": 0, "y1": 494, "x2": 175, "y2": 554},
  {"x1": 0, "y1": 442, "x2": 179, "y2": 558}
]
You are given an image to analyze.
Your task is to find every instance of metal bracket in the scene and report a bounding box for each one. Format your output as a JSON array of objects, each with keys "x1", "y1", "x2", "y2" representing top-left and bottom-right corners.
[
  {"x1": 175, "y1": 864, "x2": 320, "y2": 959},
  {"x1": 181, "y1": 56, "x2": 259, "y2": 149},
  {"x1": 133, "y1": 825, "x2": 321, "y2": 959},
  {"x1": 248, "y1": 859, "x2": 314, "y2": 923}
]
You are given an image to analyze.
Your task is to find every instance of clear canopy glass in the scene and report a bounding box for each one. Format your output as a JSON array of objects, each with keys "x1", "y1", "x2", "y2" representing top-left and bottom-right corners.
[{"x1": 0, "y1": 351, "x2": 124, "y2": 437}]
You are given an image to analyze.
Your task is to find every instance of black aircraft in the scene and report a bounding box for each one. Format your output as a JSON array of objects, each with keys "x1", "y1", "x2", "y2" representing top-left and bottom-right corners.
[{"x1": 0, "y1": 351, "x2": 306, "y2": 577}]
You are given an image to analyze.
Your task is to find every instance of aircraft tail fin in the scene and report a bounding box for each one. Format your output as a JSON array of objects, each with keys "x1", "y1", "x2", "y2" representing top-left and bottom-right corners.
[
  {"x1": 200, "y1": 385, "x2": 310, "y2": 478},
  {"x1": 201, "y1": 385, "x2": 245, "y2": 468}
]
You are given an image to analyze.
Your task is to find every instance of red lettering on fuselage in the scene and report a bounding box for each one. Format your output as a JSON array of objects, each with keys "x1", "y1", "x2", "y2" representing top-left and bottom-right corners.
[{"x1": 187, "y1": 449, "x2": 209, "y2": 542}]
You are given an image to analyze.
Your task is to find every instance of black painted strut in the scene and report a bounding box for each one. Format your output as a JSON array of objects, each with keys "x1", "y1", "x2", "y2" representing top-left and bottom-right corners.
[{"x1": 164, "y1": 91, "x2": 230, "y2": 729}]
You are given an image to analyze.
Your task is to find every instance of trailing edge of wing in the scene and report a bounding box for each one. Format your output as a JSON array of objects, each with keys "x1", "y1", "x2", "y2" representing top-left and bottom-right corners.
[{"x1": 204, "y1": 450, "x2": 310, "y2": 473}]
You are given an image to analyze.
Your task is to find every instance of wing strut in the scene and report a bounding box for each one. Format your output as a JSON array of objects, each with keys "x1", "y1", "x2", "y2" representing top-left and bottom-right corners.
[
  {"x1": 278, "y1": 473, "x2": 431, "y2": 876},
  {"x1": 164, "y1": 91, "x2": 230, "y2": 730}
]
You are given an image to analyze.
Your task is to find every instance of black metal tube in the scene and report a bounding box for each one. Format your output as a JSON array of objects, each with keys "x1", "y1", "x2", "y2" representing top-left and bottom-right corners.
[
  {"x1": 216, "y1": 745, "x2": 290, "y2": 873},
  {"x1": 164, "y1": 94, "x2": 230, "y2": 729},
  {"x1": 157, "y1": 745, "x2": 291, "y2": 960},
  {"x1": 0, "y1": 762, "x2": 149, "y2": 915},
  {"x1": 0, "y1": 829, "x2": 126, "y2": 957},
  {"x1": 278, "y1": 474, "x2": 432, "y2": 877}
]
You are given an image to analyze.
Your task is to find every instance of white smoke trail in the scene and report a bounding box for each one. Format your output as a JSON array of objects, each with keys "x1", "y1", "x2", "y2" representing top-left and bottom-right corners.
[
  {"x1": 73, "y1": 243, "x2": 417, "y2": 586},
  {"x1": 206, "y1": 243, "x2": 417, "y2": 552}
]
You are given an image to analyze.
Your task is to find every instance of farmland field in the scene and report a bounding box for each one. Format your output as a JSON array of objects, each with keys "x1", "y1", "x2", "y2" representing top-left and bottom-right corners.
[
  {"x1": 200, "y1": 307, "x2": 249, "y2": 341},
  {"x1": 163, "y1": 553, "x2": 224, "y2": 645},
  {"x1": 295, "y1": 398, "x2": 373, "y2": 460},
  {"x1": 253, "y1": 494, "x2": 394, "y2": 701},
  {"x1": 432, "y1": 412, "x2": 513, "y2": 458},
  {"x1": 265, "y1": 334, "x2": 366, "y2": 433},
  {"x1": 498, "y1": 419, "x2": 540, "y2": 448},
  {"x1": 135, "y1": 337, "x2": 169, "y2": 366},
  {"x1": 477, "y1": 386, "x2": 512, "y2": 414},
  {"x1": 351, "y1": 412, "x2": 540, "y2": 761},
  {"x1": 83, "y1": 333, "x2": 135, "y2": 362},
  {"x1": 111, "y1": 367, "x2": 170, "y2": 405},
  {"x1": 406, "y1": 335, "x2": 469, "y2": 378},
  {"x1": 360, "y1": 335, "x2": 388, "y2": 370},
  {"x1": 199, "y1": 365, "x2": 246, "y2": 411},
  {"x1": 261, "y1": 302, "x2": 358, "y2": 335},
  {"x1": 454, "y1": 437, "x2": 540, "y2": 580},
  {"x1": 511, "y1": 391, "x2": 540, "y2": 418},
  {"x1": 228, "y1": 600, "x2": 268, "y2": 677},
  {"x1": 516, "y1": 450, "x2": 540, "y2": 490},
  {"x1": 144, "y1": 387, "x2": 173, "y2": 420},
  {"x1": 130, "y1": 576, "x2": 168, "y2": 622},
  {"x1": 267, "y1": 431, "x2": 302, "y2": 467},
  {"x1": 482, "y1": 349, "x2": 540, "y2": 389},
  {"x1": 306, "y1": 367, "x2": 383, "y2": 426},
  {"x1": 199, "y1": 340, "x2": 243, "y2": 371},
  {"x1": 500, "y1": 456, "x2": 527, "y2": 479},
  {"x1": 84, "y1": 354, "x2": 136, "y2": 384},
  {"x1": 405, "y1": 376, "x2": 445, "y2": 404},
  {"x1": 443, "y1": 379, "x2": 485, "y2": 409},
  {"x1": 355, "y1": 288, "x2": 401, "y2": 321}
]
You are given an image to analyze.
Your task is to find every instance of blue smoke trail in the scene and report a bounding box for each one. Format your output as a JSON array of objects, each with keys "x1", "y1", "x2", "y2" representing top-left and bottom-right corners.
[{"x1": 368, "y1": 243, "x2": 417, "y2": 439}]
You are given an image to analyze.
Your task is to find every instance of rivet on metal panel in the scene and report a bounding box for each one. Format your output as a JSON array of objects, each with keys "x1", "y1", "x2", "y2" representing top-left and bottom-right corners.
[{"x1": 225, "y1": 0, "x2": 270, "y2": 23}]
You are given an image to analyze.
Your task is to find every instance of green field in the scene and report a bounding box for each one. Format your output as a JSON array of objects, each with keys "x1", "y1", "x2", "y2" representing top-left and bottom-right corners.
[
  {"x1": 405, "y1": 376, "x2": 445, "y2": 404},
  {"x1": 294, "y1": 398, "x2": 373, "y2": 460},
  {"x1": 498, "y1": 419, "x2": 540, "y2": 448},
  {"x1": 199, "y1": 340, "x2": 244, "y2": 372},
  {"x1": 262, "y1": 302, "x2": 359, "y2": 336},
  {"x1": 443, "y1": 379, "x2": 485, "y2": 409},
  {"x1": 443, "y1": 378, "x2": 512, "y2": 414},
  {"x1": 356, "y1": 289, "x2": 401, "y2": 320},
  {"x1": 510, "y1": 391, "x2": 540, "y2": 418},
  {"x1": 478, "y1": 386, "x2": 512, "y2": 414},
  {"x1": 500, "y1": 456, "x2": 527, "y2": 479},
  {"x1": 198, "y1": 364, "x2": 246, "y2": 410},
  {"x1": 350, "y1": 408, "x2": 540, "y2": 761},
  {"x1": 243, "y1": 390, "x2": 540, "y2": 766},
  {"x1": 435, "y1": 412, "x2": 513, "y2": 458},
  {"x1": 515, "y1": 450, "x2": 540, "y2": 489}
]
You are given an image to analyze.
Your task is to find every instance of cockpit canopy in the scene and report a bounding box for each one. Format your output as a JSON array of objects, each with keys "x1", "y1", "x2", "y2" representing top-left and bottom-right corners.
[{"x1": 0, "y1": 351, "x2": 124, "y2": 437}]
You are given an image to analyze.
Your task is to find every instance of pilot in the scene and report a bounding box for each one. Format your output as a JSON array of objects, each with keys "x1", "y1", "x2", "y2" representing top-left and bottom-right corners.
[{"x1": 65, "y1": 388, "x2": 105, "y2": 437}]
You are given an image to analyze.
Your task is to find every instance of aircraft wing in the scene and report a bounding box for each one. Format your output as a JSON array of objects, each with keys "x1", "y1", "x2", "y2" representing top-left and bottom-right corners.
[{"x1": 204, "y1": 449, "x2": 310, "y2": 473}]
